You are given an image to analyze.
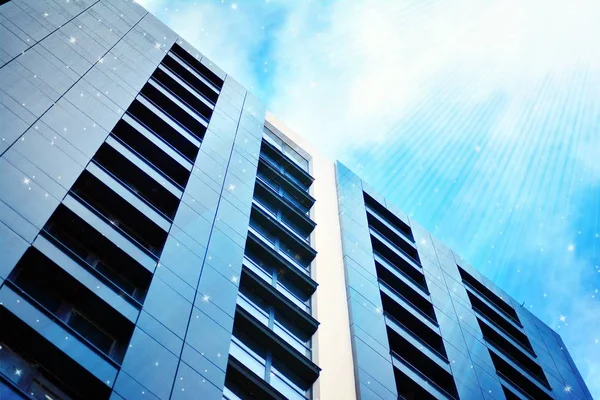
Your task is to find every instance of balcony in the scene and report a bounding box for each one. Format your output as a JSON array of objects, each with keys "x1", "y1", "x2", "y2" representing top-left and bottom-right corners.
[
  {"x1": 244, "y1": 237, "x2": 315, "y2": 303},
  {"x1": 110, "y1": 117, "x2": 192, "y2": 189},
  {"x1": 92, "y1": 141, "x2": 181, "y2": 220},
  {"x1": 376, "y1": 260, "x2": 434, "y2": 320},
  {"x1": 236, "y1": 292, "x2": 312, "y2": 359},
  {"x1": 242, "y1": 255, "x2": 311, "y2": 313},
  {"x1": 60, "y1": 196, "x2": 157, "y2": 272},
  {"x1": 372, "y1": 238, "x2": 427, "y2": 292},
  {"x1": 390, "y1": 349, "x2": 457, "y2": 400},
  {"x1": 364, "y1": 192, "x2": 414, "y2": 241},
  {"x1": 238, "y1": 269, "x2": 317, "y2": 355},
  {"x1": 162, "y1": 51, "x2": 219, "y2": 104},
  {"x1": 226, "y1": 348, "x2": 288, "y2": 400},
  {"x1": 139, "y1": 80, "x2": 208, "y2": 142},
  {"x1": 245, "y1": 233, "x2": 316, "y2": 295},
  {"x1": 230, "y1": 309, "x2": 320, "y2": 400},
  {"x1": 394, "y1": 364, "x2": 438, "y2": 400},
  {"x1": 169, "y1": 43, "x2": 224, "y2": 90},
  {"x1": 466, "y1": 288, "x2": 534, "y2": 354},
  {"x1": 253, "y1": 199, "x2": 310, "y2": 243},
  {"x1": 260, "y1": 140, "x2": 314, "y2": 191},
  {"x1": 262, "y1": 128, "x2": 310, "y2": 173},
  {"x1": 370, "y1": 227, "x2": 421, "y2": 269},
  {"x1": 257, "y1": 159, "x2": 315, "y2": 213},
  {"x1": 249, "y1": 209, "x2": 316, "y2": 271},
  {"x1": 6, "y1": 248, "x2": 135, "y2": 365},
  {"x1": 151, "y1": 64, "x2": 214, "y2": 122},
  {"x1": 458, "y1": 266, "x2": 522, "y2": 325},
  {"x1": 0, "y1": 301, "x2": 114, "y2": 400},
  {"x1": 70, "y1": 170, "x2": 169, "y2": 257},
  {"x1": 366, "y1": 207, "x2": 417, "y2": 258},
  {"x1": 488, "y1": 351, "x2": 553, "y2": 400},
  {"x1": 42, "y1": 204, "x2": 152, "y2": 306},
  {"x1": 381, "y1": 289, "x2": 446, "y2": 361},
  {"x1": 127, "y1": 96, "x2": 201, "y2": 161},
  {"x1": 477, "y1": 317, "x2": 549, "y2": 387},
  {"x1": 253, "y1": 183, "x2": 316, "y2": 242}
]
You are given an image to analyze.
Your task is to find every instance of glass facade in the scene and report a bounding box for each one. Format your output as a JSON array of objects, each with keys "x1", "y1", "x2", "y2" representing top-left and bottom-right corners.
[
  {"x1": 224, "y1": 131, "x2": 319, "y2": 400},
  {"x1": 0, "y1": 0, "x2": 591, "y2": 399},
  {"x1": 336, "y1": 162, "x2": 593, "y2": 400},
  {"x1": 0, "y1": 0, "x2": 267, "y2": 398}
]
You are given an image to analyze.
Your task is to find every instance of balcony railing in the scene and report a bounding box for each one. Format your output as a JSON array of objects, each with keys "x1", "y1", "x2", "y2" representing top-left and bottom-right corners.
[{"x1": 243, "y1": 256, "x2": 310, "y2": 313}]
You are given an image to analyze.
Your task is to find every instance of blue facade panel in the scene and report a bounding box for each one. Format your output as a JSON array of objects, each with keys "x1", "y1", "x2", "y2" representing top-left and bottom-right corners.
[
  {"x1": 0, "y1": 1, "x2": 267, "y2": 399},
  {"x1": 336, "y1": 161, "x2": 592, "y2": 400}
]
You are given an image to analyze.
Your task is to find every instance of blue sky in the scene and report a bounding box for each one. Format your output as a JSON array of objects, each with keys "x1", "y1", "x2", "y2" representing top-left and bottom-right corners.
[{"x1": 137, "y1": 0, "x2": 600, "y2": 396}]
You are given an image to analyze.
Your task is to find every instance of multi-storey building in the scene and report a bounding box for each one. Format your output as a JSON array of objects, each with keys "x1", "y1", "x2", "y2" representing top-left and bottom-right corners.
[{"x1": 0, "y1": 0, "x2": 592, "y2": 399}]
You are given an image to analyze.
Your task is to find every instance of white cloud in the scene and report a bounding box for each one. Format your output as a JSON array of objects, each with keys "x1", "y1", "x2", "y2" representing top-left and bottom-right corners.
[{"x1": 267, "y1": 0, "x2": 600, "y2": 159}]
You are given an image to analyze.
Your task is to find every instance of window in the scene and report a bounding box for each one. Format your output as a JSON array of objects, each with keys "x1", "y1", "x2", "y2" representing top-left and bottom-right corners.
[
  {"x1": 238, "y1": 293, "x2": 270, "y2": 326},
  {"x1": 222, "y1": 386, "x2": 243, "y2": 400},
  {"x1": 364, "y1": 192, "x2": 414, "y2": 241},
  {"x1": 284, "y1": 146, "x2": 309, "y2": 171},
  {"x1": 249, "y1": 215, "x2": 278, "y2": 246},
  {"x1": 244, "y1": 243, "x2": 311, "y2": 313},
  {"x1": 110, "y1": 118, "x2": 192, "y2": 188},
  {"x1": 127, "y1": 98, "x2": 200, "y2": 161},
  {"x1": 264, "y1": 128, "x2": 283, "y2": 149},
  {"x1": 388, "y1": 330, "x2": 457, "y2": 399},
  {"x1": 151, "y1": 66, "x2": 214, "y2": 122},
  {"x1": 67, "y1": 310, "x2": 116, "y2": 355},
  {"x1": 260, "y1": 136, "x2": 313, "y2": 191},
  {"x1": 93, "y1": 142, "x2": 181, "y2": 219},
  {"x1": 0, "y1": 343, "x2": 74, "y2": 400},
  {"x1": 43, "y1": 204, "x2": 152, "y2": 304},
  {"x1": 9, "y1": 248, "x2": 135, "y2": 364},
  {"x1": 279, "y1": 240, "x2": 311, "y2": 269},
  {"x1": 229, "y1": 331, "x2": 310, "y2": 400},
  {"x1": 249, "y1": 212, "x2": 314, "y2": 271},
  {"x1": 169, "y1": 43, "x2": 224, "y2": 90},
  {"x1": 0, "y1": 306, "x2": 112, "y2": 399},
  {"x1": 276, "y1": 280, "x2": 310, "y2": 312},
  {"x1": 270, "y1": 369, "x2": 306, "y2": 400},
  {"x1": 256, "y1": 168, "x2": 312, "y2": 215},
  {"x1": 243, "y1": 255, "x2": 310, "y2": 312},
  {"x1": 282, "y1": 191, "x2": 310, "y2": 214},
  {"x1": 254, "y1": 195, "x2": 309, "y2": 242},
  {"x1": 238, "y1": 283, "x2": 312, "y2": 357},
  {"x1": 273, "y1": 314, "x2": 311, "y2": 355},
  {"x1": 262, "y1": 128, "x2": 309, "y2": 173},
  {"x1": 253, "y1": 187, "x2": 312, "y2": 242},
  {"x1": 254, "y1": 187, "x2": 279, "y2": 216},
  {"x1": 70, "y1": 170, "x2": 168, "y2": 257},
  {"x1": 229, "y1": 338, "x2": 266, "y2": 379},
  {"x1": 140, "y1": 81, "x2": 207, "y2": 141},
  {"x1": 458, "y1": 266, "x2": 521, "y2": 324}
]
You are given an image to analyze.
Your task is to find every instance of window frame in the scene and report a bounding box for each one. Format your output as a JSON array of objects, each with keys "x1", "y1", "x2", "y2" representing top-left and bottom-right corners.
[
  {"x1": 237, "y1": 291, "x2": 312, "y2": 357},
  {"x1": 229, "y1": 335, "x2": 311, "y2": 400}
]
